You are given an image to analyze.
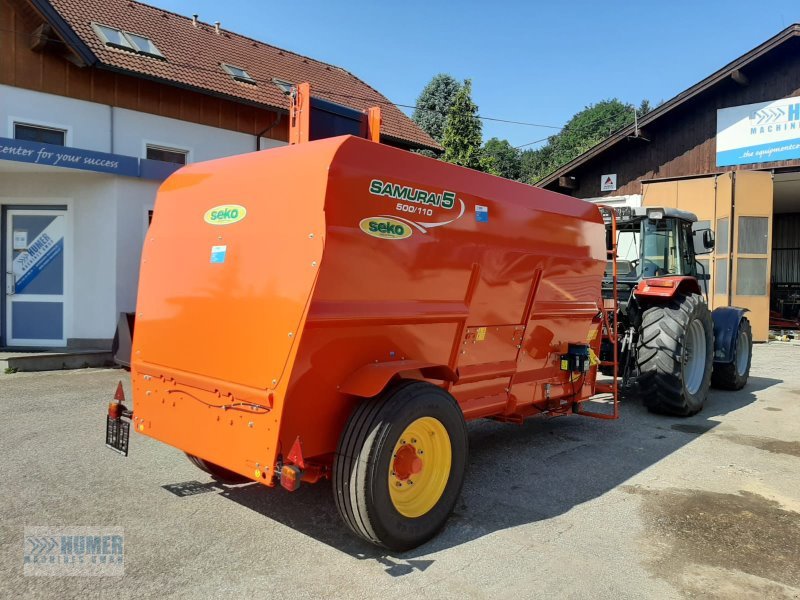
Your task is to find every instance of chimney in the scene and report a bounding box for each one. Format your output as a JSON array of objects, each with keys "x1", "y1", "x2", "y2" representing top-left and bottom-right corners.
[
  {"x1": 192, "y1": 14, "x2": 198, "y2": 27},
  {"x1": 214, "y1": 21, "x2": 221, "y2": 34}
]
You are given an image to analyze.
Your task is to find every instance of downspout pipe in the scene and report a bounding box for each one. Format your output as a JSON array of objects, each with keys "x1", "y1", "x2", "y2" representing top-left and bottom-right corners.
[{"x1": 256, "y1": 113, "x2": 283, "y2": 151}]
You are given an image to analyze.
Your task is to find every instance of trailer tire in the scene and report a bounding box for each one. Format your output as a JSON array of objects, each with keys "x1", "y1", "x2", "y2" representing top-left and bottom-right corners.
[
  {"x1": 333, "y1": 380, "x2": 468, "y2": 551},
  {"x1": 635, "y1": 292, "x2": 714, "y2": 417},
  {"x1": 185, "y1": 453, "x2": 249, "y2": 484},
  {"x1": 711, "y1": 318, "x2": 752, "y2": 390}
]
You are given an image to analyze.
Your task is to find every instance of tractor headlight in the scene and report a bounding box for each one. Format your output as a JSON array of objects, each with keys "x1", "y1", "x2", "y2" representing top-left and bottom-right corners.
[{"x1": 646, "y1": 208, "x2": 664, "y2": 220}]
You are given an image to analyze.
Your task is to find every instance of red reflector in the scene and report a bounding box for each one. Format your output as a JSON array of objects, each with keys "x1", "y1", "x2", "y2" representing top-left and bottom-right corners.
[
  {"x1": 108, "y1": 402, "x2": 121, "y2": 420},
  {"x1": 280, "y1": 465, "x2": 302, "y2": 491},
  {"x1": 645, "y1": 279, "x2": 675, "y2": 288},
  {"x1": 114, "y1": 381, "x2": 126, "y2": 402}
]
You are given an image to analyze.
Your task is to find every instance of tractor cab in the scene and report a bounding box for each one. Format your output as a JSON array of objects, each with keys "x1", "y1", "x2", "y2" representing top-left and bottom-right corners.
[{"x1": 603, "y1": 206, "x2": 715, "y2": 309}]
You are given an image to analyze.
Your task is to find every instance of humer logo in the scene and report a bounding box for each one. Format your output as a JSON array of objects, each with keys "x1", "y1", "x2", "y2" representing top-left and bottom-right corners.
[
  {"x1": 23, "y1": 526, "x2": 124, "y2": 576},
  {"x1": 717, "y1": 95, "x2": 800, "y2": 167},
  {"x1": 748, "y1": 102, "x2": 800, "y2": 132}
]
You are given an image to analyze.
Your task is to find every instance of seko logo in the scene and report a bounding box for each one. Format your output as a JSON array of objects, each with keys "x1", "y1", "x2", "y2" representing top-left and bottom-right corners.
[
  {"x1": 204, "y1": 204, "x2": 247, "y2": 225},
  {"x1": 359, "y1": 217, "x2": 412, "y2": 240}
]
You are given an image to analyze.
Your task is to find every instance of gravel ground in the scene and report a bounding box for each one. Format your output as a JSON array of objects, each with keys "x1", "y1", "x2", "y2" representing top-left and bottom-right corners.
[{"x1": 1, "y1": 343, "x2": 798, "y2": 599}]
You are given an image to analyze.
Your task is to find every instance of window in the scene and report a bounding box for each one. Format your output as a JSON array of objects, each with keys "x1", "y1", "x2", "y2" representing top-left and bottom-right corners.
[
  {"x1": 715, "y1": 259, "x2": 728, "y2": 295},
  {"x1": 736, "y1": 258, "x2": 768, "y2": 296},
  {"x1": 272, "y1": 78, "x2": 293, "y2": 95},
  {"x1": 642, "y1": 217, "x2": 680, "y2": 276},
  {"x1": 221, "y1": 63, "x2": 255, "y2": 84},
  {"x1": 91, "y1": 23, "x2": 133, "y2": 49},
  {"x1": 92, "y1": 23, "x2": 164, "y2": 58},
  {"x1": 124, "y1": 32, "x2": 164, "y2": 58},
  {"x1": 737, "y1": 216, "x2": 769, "y2": 254},
  {"x1": 14, "y1": 123, "x2": 66, "y2": 146},
  {"x1": 146, "y1": 145, "x2": 188, "y2": 165},
  {"x1": 716, "y1": 217, "x2": 729, "y2": 254}
]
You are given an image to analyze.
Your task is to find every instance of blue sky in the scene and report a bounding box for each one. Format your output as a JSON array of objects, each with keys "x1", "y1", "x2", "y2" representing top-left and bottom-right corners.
[{"x1": 152, "y1": 0, "x2": 796, "y2": 148}]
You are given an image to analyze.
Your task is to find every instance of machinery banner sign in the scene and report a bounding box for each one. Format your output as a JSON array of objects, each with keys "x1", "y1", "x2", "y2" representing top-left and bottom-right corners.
[
  {"x1": 717, "y1": 96, "x2": 800, "y2": 166},
  {"x1": 13, "y1": 218, "x2": 65, "y2": 294}
]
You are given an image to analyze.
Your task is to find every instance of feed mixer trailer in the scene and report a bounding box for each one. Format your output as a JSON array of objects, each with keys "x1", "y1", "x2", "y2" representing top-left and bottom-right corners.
[{"x1": 114, "y1": 135, "x2": 610, "y2": 550}]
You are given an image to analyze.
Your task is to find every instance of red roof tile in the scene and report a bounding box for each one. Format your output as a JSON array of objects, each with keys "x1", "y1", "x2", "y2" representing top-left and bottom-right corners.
[{"x1": 44, "y1": 0, "x2": 440, "y2": 150}]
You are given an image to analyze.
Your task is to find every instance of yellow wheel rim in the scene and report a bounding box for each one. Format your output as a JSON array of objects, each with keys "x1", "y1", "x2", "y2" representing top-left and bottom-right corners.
[{"x1": 388, "y1": 416, "x2": 452, "y2": 518}]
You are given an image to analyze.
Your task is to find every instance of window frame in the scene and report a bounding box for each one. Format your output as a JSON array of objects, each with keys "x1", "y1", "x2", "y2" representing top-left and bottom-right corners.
[
  {"x1": 10, "y1": 119, "x2": 71, "y2": 146},
  {"x1": 144, "y1": 142, "x2": 191, "y2": 166},
  {"x1": 124, "y1": 31, "x2": 165, "y2": 59},
  {"x1": 91, "y1": 22, "x2": 165, "y2": 59},
  {"x1": 221, "y1": 63, "x2": 256, "y2": 84}
]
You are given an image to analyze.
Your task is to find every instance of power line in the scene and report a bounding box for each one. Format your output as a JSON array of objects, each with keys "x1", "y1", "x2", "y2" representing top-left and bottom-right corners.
[
  {"x1": 514, "y1": 106, "x2": 638, "y2": 150},
  {"x1": 2, "y1": 25, "x2": 644, "y2": 154},
  {"x1": 0, "y1": 26, "x2": 563, "y2": 130}
]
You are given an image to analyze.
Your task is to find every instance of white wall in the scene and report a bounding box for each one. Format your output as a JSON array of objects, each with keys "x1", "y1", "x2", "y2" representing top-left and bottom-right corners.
[
  {"x1": 0, "y1": 85, "x2": 285, "y2": 161},
  {"x1": 1, "y1": 84, "x2": 111, "y2": 152},
  {"x1": 114, "y1": 177, "x2": 160, "y2": 314}
]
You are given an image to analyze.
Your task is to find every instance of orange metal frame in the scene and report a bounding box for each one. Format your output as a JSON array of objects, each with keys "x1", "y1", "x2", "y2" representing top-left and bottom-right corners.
[
  {"x1": 575, "y1": 205, "x2": 619, "y2": 420},
  {"x1": 289, "y1": 81, "x2": 382, "y2": 145},
  {"x1": 130, "y1": 136, "x2": 613, "y2": 484}
]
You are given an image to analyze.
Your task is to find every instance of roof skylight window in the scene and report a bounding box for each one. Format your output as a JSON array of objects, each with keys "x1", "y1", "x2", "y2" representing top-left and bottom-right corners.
[
  {"x1": 272, "y1": 78, "x2": 294, "y2": 95},
  {"x1": 221, "y1": 63, "x2": 256, "y2": 84},
  {"x1": 125, "y1": 32, "x2": 164, "y2": 58},
  {"x1": 92, "y1": 23, "x2": 133, "y2": 50},
  {"x1": 91, "y1": 23, "x2": 164, "y2": 59}
]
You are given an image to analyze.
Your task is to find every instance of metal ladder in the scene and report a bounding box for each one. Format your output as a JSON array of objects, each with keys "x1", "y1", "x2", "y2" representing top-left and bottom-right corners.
[{"x1": 575, "y1": 205, "x2": 619, "y2": 420}]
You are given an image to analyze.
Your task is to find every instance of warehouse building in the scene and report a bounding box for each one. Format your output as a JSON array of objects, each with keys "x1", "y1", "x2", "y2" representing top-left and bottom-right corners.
[
  {"x1": 0, "y1": 0, "x2": 437, "y2": 351},
  {"x1": 540, "y1": 24, "x2": 800, "y2": 342}
]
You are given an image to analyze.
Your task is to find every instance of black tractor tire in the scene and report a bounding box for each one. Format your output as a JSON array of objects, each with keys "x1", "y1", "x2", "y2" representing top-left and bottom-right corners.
[
  {"x1": 333, "y1": 380, "x2": 468, "y2": 551},
  {"x1": 635, "y1": 292, "x2": 714, "y2": 417},
  {"x1": 711, "y1": 318, "x2": 752, "y2": 390},
  {"x1": 185, "y1": 453, "x2": 249, "y2": 484}
]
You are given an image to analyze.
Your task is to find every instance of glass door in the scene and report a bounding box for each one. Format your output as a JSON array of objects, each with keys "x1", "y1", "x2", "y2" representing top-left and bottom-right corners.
[{"x1": 4, "y1": 209, "x2": 67, "y2": 347}]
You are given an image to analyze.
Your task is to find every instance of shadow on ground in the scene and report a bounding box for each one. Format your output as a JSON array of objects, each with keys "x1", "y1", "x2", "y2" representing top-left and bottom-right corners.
[{"x1": 178, "y1": 376, "x2": 780, "y2": 573}]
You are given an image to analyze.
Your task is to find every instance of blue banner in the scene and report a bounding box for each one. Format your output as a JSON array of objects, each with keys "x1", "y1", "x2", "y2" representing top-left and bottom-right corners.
[
  {"x1": 0, "y1": 137, "x2": 139, "y2": 177},
  {"x1": 716, "y1": 137, "x2": 800, "y2": 167}
]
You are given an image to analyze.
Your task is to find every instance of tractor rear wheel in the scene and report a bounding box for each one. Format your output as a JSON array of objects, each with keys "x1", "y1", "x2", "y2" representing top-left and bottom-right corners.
[
  {"x1": 635, "y1": 293, "x2": 714, "y2": 417},
  {"x1": 333, "y1": 380, "x2": 468, "y2": 551},
  {"x1": 711, "y1": 318, "x2": 752, "y2": 390},
  {"x1": 185, "y1": 453, "x2": 249, "y2": 484}
]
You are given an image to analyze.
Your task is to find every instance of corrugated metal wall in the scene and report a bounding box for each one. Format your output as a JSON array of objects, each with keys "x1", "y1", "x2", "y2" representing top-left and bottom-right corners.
[{"x1": 772, "y1": 213, "x2": 800, "y2": 283}]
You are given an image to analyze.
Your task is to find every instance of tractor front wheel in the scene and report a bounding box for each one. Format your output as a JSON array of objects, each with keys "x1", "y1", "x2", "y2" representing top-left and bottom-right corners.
[
  {"x1": 333, "y1": 380, "x2": 468, "y2": 551},
  {"x1": 635, "y1": 292, "x2": 714, "y2": 416}
]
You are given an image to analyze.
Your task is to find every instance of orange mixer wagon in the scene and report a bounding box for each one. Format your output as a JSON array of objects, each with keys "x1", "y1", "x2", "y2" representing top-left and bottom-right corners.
[{"x1": 106, "y1": 134, "x2": 614, "y2": 550}]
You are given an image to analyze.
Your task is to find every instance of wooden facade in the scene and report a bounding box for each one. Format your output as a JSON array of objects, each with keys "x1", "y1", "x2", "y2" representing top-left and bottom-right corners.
[
  {"x1": 544, "y1": 34, "x2": 800, "y2": 199},
  {"x1": 0, "y1": 0, "x2": 288, "y2": 142}
]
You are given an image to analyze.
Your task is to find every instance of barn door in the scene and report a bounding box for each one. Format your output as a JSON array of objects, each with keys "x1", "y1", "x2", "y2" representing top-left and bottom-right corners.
[
  {"x1": 731, "y1": 171, "x2": 773, "y2": 342},
  {"x1": 643, "y1": 176, "x2": 719, "y2": 305},
  {"x1": 676, "y1": 177, "x2": 717, "y2": 304}
]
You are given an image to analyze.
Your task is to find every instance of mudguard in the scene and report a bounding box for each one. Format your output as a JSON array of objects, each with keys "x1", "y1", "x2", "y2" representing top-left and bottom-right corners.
[{"x1": 711, "y1": 306, "x2": 749, "y2": 364}]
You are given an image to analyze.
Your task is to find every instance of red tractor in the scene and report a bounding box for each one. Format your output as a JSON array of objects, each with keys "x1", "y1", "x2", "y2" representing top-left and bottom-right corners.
[{"x1": 600, "y1": 206, "x2": 753, "y2": 416}]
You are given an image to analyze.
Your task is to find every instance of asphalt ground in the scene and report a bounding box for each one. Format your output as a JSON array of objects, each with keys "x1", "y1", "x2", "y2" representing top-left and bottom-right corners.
[{"x1": 1, "y1": 343, "x2": 799, "y2": 599}]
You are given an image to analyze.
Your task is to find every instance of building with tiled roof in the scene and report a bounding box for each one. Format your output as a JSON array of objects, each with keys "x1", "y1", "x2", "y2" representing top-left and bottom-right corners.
[{"x1": 0, "y1": 0, "x2": 437, "y2": 351}]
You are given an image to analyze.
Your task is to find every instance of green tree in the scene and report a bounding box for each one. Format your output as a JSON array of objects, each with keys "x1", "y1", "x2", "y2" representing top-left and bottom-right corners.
[
  {"x1": 442, "y1": 79, "x2": 484, "y2": 170},
  {"x1": 482, "y1": 138, "x2": 522, "y2": 180},
  {"x1": 412, "y1": 74, "x2": 462, "y2": 145},
  {"x1": 521, "y1": 98, "x2": 651, "y2": 184}
]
